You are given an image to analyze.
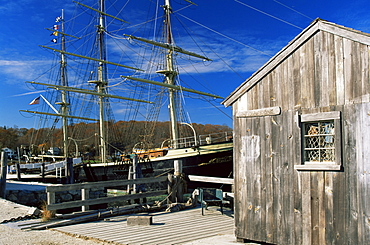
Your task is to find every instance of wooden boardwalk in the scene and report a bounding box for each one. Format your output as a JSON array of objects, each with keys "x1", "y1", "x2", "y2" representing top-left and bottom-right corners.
[{"x1": 53, "y1": 207, "x2": 234, "y2": 244}]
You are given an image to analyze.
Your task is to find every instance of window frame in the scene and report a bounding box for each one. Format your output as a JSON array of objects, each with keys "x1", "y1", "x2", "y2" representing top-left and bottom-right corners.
[{"x1": 294, "y1": 111, "x2": 342, "y2": 171}]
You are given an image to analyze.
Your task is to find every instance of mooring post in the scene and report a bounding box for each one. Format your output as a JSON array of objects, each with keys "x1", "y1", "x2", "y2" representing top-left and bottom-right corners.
[
  {"x1": 66, "y1": 158, "x2": 74, "y2": 184},
  {"x1": 127, "y1": 165, "x2": 132, "y2": 194},
  {"x1": 41, "y1": 162, "x2": 45, "y2": 182},
  {"x1": 81, "y1": 188, "x2": 90, "y2": 212},
  {"x1": 132, "y1": 155, "x2": 137, "y2": 194},
  {"x1": 167, "y1": 173, "x2": 176, "y2": 203},
  {"x1": 175, "y1": 159, "x2": 184, "y2": 203},
  {"x1": 0, "y1": 152, "x2": 8, "y2": 198},
  {"x1": 132, "y1": 155, "x2": 142, "y2": 204},
  {"x1": 169, "y1": 159, "x2": 184, "y2": 203},
  {"x1": 16, "y1": 147, "x2": 21, "y2": 180}
]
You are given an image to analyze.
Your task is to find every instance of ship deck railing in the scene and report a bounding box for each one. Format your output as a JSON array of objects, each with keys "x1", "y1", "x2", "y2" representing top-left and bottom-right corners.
[
  {"x1": 45, "y1": 176, "x2": 168, "y2": 212},
  {"x1": 174, "y1": 131, "x2": 233, "y2": 149}
]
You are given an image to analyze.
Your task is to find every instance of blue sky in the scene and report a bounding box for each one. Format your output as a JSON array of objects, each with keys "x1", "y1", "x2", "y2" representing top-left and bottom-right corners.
[{"x1": 1, "y1": 0, "x2": 370, "y2": 129}]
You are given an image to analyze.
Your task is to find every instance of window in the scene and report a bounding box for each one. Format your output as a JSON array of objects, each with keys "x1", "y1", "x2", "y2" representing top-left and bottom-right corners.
[{"x1": 295, "y1": 111, "x2": 342, "y2": 171}]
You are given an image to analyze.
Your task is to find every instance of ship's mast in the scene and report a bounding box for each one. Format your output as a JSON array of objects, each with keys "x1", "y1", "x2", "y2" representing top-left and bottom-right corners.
[
  {"x1": 163, "y1": 0, "x2": 179, "y2": 149},
  {"x1": 22, "y1": 1, "x2": 151, "y2": 163},
  {"x1": 122, "y1": 0, "x2": 220, "y2": 149},
  {"x1": 94, "y1": 0, "x2": 108, "y2": 164},
  {"x1": 57, "y1": 9, "x2": 69, "y2": 160}
]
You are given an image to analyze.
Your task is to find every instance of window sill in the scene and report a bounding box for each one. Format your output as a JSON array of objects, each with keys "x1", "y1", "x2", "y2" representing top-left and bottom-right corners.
[{"x1": 294, "y1": 164, "x2": 341, "y2": 171}]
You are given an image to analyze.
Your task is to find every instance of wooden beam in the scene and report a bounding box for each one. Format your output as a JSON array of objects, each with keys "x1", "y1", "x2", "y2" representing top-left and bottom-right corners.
[
  {"x1": 46, "y1": 176, "x2": 167, "y2": 192},
  {"x1": 300, "y1": 111, "x2": 340, "y2": 122},
  {"x1": 294, "y1": 164, "x2": 341, "y2": 171},
  {"x1": 47, "y1": 190, "x2": 167, "y2": 211},
  {"x1": 188, "y1": 175, "x2": 234, "y2": 185},
  {"x1": 236, "y1": 106, "x2": 281, "y2": 118}
]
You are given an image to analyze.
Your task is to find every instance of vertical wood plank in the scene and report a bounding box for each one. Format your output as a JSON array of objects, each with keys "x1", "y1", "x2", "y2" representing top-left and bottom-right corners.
[
  {"x1": 283, "y1": 110, "x2": 295, "y2": 243},
  {"x1": 239, "y1": 116, "x2": 255, "y2": 240},
  {"x1": 250, "y1": 83, "x2": 259, "y2": 110},
  {"x1": 259, "y1": 116, "x2": 267, "y2": 242},
  {"x1": 270, "y1": 70, "x2": 278, "y2": 108},
  {"x1": 306, "y1": 38, "x2": 316, "y2": 108},
  {"x1": 292, "y1": 49, "x2": 301, "y2": 108},
  {"x1": 293, "y1": 109, "x2": 303, "y2": 244},
  {"x1": 271, "y1": 113, "x2": 282, "y2": 244},
  {"x1": 265, "y1": 114, "x2": 275, "y2": 243},
  {"x1": 275, "y1": 64, "x2": 283, "y2": 110},
  {"x1": 324, "y1": 172, "x2": 335, "y2": 243},
  {"x1": 300, "y1": 39, "x2": 309, "y2": 108},
  {"x1": 279, "y1": 110, "x2": 288, "y2": 244},
  {"x1": 294, "y1": 170, "x2": 303, "y2": 244},
  {"x1": 343, "y1": 38, "x2": 353, "y2": 104},
  {"x1": 310, "y1": 171, "x2": 320, "y2": 245},
  {"x1": 361, "y1": 103, "x2": 370, "y2": 244},
  {"x1": 318, "y1": 171, "x2": 326, "y2": 245},
  {"x1": 331, "y1": 104, "x2": 347, "y2": 244},
  {"x1": 357, "y1": 103, "x2": 370, "y2": 244},
  {"x1": 360, "y1": 44, "x2": 369, "y2": 103},
  {"x1": 320, "y1": 31, "x2": 330, "y2": 107},
  {"x1": 233, "y1": 104, "x2": 245, "y2": 239},
  {"x1": 280, "y1": 58, "x2": 289, "y2": 111},
  {"x1": 301, "y1": 172, "x2": 312, "y2": 245},
  {"x1": 352, "y1": 42, "x2": 362, "y2": 104},
  {"x1": 314, "y1": 32, "x2": 323, "y2": 107},
  {"x1": 334, "y1": 36, "x2": 345, "y2": 105},
  {"x1": 251, "y1": 117, "x2": 262, "y2": 240},
  {"x1": 332, "y1": 170, "x2": 346, "y2": 244},
  {"x1": 327, "y1": 33, "x2": 337, "y2": 106},
  {"x1": 245, "y1": 86, "x2": 253, "y2": 111},
  {"x1": 287, "y1": 55, "x2": 295, "y2": 109},
  {"x1": 264, "y1": 71, "x2": 272, "y2": 108},
  {"x1": 344, "y1": 104, "x2": 358, "y2": 243},
  {"x1": 246, "y1": 117, "x2": 256, "y2": 240}
]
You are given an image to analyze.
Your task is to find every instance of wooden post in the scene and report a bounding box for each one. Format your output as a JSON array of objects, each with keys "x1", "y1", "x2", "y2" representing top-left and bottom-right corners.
[
  {"x1": 127, "y1": 165, "x2": 132, "y2": 204},
  {"x1": 127, "y1": 165, "x2": 132, "y2": 194},
  {"x1": 81, "y1": 188, "x2": 89, "y2": 212},
  {"x1": 47, "y1": 190, "x2": 56, "y2": 208},
  {"x1": 0, "y1": 152, "x2": 8, "y2": 198},
  {"x1": 41, "y1": 162, "x2": 45, "y2": 182},
  {"x1": 132, "y1": 155, "x2": 142, "y2": 204},
  {"x1": 132, "y1": 155, "x2": 137, "y2": 194},
  {"x1": 66, "y1": 158, "x2": 74, "y2": 184},
  {"x1": 167, "y1": 159, "x2": 184, "y2": 203},
  {"x1": 16, "y1": 147, "x2": 21, "y2": 180},
  {"x1": 167, "y1": 173, "x2": 176, "y2": 204},
  {"x1": 174, "y1": 159, "x2": 182, "y2": 176},
  {"x1": 174, "y1": 159, "x2": 184, "y2": 203}
]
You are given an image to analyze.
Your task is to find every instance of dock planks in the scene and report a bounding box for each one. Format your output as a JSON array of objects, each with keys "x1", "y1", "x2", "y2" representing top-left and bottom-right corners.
[{"x1": 53, "y1": 207, "x2": 234, "y2": 244}]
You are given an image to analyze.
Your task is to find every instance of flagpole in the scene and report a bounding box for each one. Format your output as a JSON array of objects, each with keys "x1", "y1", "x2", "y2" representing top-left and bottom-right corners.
[{"x1": 39, "y1": 94, "x2": 59, "y2": 114}]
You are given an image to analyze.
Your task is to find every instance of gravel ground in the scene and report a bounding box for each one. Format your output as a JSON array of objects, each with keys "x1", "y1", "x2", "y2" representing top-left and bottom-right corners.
[{"x1": 0, "y1": 198, "x2": 113, "y2": 245}]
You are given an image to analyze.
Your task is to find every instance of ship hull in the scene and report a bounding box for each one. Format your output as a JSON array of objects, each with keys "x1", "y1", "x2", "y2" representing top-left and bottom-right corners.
[{"x1": 75, "y1": 142, "x2": 233, "y2": 189}]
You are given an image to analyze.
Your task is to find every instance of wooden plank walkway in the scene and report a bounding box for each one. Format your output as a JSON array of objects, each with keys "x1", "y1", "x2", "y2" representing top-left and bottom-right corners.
[{"x1": 53, "y1": 207, "x2": 234, "y2": 244}]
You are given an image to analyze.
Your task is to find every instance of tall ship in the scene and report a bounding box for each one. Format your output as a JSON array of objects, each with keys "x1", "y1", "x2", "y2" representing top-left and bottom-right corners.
[{"x1": 20, "y1": 0, "x2": 233, "y2": 182}]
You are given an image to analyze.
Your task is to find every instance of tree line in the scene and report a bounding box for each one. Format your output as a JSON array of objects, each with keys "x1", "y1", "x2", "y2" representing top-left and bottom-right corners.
[{"x1": 0, "y1": 121, "x2": 231, "y2": 157}]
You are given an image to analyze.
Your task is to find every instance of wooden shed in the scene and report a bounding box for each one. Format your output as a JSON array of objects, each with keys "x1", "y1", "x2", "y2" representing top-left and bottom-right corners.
[{"x1": 222, "y1": 18, "x2": 370, "y2": 244}]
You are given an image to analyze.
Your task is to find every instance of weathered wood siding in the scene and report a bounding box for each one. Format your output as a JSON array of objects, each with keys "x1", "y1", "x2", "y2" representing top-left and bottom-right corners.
[
  {"x1": 238, "y1": 31, "x2": 370, "y2": 112},
  {"x1": 233, "y1": 29, "x2": 370, "y2": 244}
]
